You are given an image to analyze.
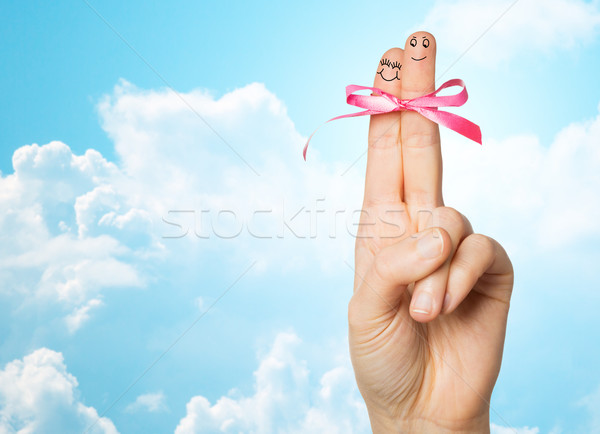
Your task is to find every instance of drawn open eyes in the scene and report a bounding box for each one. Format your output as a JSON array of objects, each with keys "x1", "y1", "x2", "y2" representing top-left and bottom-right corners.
[
  {"x1": 380, "y1": 58, "x2": 401, "y2": 69},
  {"x1": 410, "y1": 36, "x2": 431, "y2": 48}
]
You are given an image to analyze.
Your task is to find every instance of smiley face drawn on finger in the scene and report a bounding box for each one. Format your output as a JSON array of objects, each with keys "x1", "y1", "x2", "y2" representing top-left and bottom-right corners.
[
  {"x1": 377, "y1": 57, "x2": 402, "y2": 81},
  {"x1": 407, "y1": 32, "x2": 434, "y2": 62}
]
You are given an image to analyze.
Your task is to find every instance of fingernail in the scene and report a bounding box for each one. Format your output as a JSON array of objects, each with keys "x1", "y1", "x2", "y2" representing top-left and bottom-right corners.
[
  {"x1": 412, "y1": 291, "x2": 433, "y2": 315},
  {"x1": 417, "y1": 228, "x2": 443, "y2": 259}
]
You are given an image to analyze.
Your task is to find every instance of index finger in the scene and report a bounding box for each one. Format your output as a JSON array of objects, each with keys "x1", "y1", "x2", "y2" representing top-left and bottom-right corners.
[
  {"x1": 364, "y1": 47, "x2": 404, "y2": 205},
  {"x1": 401, "y1": 32, "x2": 443, "y2": 214}
]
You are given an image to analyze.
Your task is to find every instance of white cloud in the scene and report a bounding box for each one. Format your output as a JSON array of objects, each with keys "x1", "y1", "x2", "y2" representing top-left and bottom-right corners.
[
  {"x1": 0, "y1": 141, "x2": 146, "y2": 333},
  {"x1": 125, "y1": 392, "x2": 167, "y2": 413},
  {"x1": 174, "y1": 332, "x2": 369, "y2": 434},
  {"x1": 421, "y1": 0, "x2": 600, "y2": 65},
  {"x1": 64, "y1": 297, "x2": 103, "y2": 333},
  {"x1": 0, "y1": 348, "x2": 117, "y2": 433}
]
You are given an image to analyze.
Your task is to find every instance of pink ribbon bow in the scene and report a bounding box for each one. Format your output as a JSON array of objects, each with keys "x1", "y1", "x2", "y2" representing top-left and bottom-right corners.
[{"x1": 303, "y1": 78, "x2": 482, "y2": 160}]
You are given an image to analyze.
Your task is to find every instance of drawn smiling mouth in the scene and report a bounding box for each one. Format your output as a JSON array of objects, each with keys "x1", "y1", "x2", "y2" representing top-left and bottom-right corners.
[
  {"x1": 411, "y1": 56, "x2": 427, "y2": 61},
  {"x1": 377, "y1": 69, "x2": 400, "y2": 81}
]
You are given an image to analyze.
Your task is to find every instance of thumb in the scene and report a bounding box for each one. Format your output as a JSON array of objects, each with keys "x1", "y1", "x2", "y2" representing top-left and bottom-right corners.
[{"x1": 350, "y1": 228, "x2": 451, "y2": 322}]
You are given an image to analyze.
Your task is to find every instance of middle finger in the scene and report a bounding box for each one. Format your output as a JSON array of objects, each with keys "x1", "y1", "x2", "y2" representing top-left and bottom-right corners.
[{"x1": 401, "y1": 31, "x2": 443, "y2": 214}]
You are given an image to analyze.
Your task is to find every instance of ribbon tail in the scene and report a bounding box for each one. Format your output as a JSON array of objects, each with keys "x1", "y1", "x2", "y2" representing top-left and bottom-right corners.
[
  {"x1": 417, "y1": 108, "x2": 482, "y2": 145},
  {"x1": 303, "y1": 109, "x2": 383, "y2": 160}
]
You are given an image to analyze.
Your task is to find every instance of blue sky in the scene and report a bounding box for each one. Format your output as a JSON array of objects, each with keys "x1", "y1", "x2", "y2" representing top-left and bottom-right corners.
[{"x1": 1, "y1": 0, "x2": 600, "y2": 433}]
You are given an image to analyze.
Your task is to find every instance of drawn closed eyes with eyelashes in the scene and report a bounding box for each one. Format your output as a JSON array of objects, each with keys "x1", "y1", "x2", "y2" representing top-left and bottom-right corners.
[{"x1": 377, "y1": 58, "x2": 402, "y2": 81}]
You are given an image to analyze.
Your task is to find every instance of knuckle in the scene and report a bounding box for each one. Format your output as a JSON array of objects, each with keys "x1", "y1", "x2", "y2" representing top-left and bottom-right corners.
[
  {"x1": 402, "y1": 130, "x2": 440, "y2": 149},
  {"x1": 434, "y1": 206, "x2": 469, "y2": 235},
  {"x1": 368, "y1": 133, "x2": 399, "y2": 149},
  {"x1": 439, "y1": 206, "x2": 463, "y2": 224},
  {"x1": 470, "y1": 233, "x2": 495, "y2": 254}
]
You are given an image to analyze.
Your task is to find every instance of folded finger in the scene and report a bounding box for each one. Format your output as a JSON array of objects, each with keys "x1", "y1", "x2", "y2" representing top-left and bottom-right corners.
[
  {"x1": 409, "y1": 207, "x2": 473, "y2": 322},
  {"x1": 443, "y1": 234, "x2": 513, "y2": 314}
]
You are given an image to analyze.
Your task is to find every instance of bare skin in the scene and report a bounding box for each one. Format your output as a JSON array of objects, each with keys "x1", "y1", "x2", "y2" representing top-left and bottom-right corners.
[{"x1": 348, "y1": 32, "x2": 514, "y2": 433}]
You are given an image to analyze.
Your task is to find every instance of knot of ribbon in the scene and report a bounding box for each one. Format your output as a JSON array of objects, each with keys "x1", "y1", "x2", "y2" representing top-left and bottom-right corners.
[{"x1": 303, "y1": 78, "x2": 482, "y2": 160}]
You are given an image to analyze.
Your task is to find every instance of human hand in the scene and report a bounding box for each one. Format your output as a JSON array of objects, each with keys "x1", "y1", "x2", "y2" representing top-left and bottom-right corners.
[{"x1": 348, "y1": 32, "x2": 514, "y2": 433}]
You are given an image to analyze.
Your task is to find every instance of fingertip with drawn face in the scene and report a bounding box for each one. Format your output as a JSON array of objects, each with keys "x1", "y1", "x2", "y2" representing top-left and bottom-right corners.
[
  {"x1": 374, "y1": 47, "x2": 404, "y2": 95},
  {"x1": 403, "y1": 31, "x2": 436, "y2": 97}
]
